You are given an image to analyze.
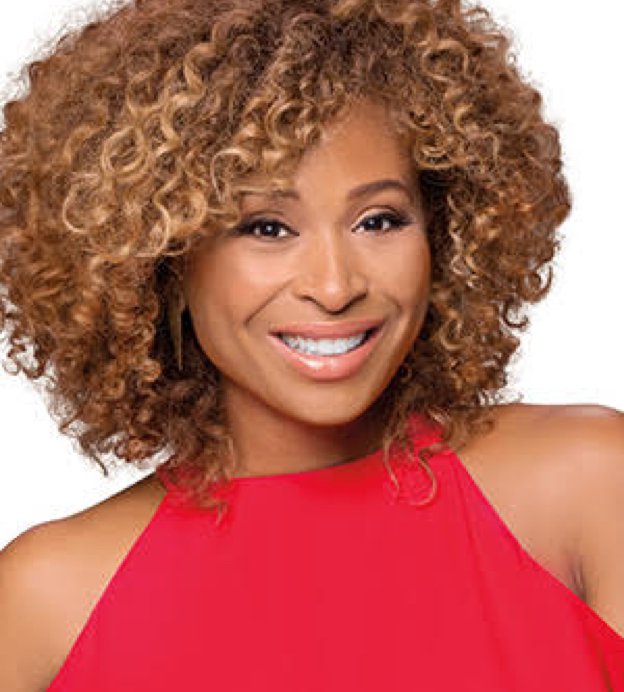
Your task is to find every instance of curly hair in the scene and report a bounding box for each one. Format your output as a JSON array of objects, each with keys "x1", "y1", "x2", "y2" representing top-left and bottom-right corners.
[{"x1": 0, "y1": 0, "x2": 570, "y2": 514}]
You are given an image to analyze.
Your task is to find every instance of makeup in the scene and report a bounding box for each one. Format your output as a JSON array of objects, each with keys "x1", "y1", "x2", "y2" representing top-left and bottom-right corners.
[{"x1": 267, "y1": 324, "x2": 384, "y2": 381}]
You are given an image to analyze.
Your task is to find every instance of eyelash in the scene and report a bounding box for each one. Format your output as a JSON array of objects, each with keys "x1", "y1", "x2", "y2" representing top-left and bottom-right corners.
[{"x1": 233, "y1": 211, "x2": 411, "y2": 240}]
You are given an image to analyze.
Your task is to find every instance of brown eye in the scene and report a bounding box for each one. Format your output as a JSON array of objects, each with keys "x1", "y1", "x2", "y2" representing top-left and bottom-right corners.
[
  {"x1": 355, "y1": 212, "x2": 410, "y2": 233},
  {"x1": 236, "y1": 218, "x2": 292, "y2": 240}
]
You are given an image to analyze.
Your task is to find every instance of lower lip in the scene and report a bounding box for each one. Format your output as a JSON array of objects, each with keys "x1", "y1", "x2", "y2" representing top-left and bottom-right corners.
[{"x1": 267, "y1": 326, "x2": 384, "y2": 381}]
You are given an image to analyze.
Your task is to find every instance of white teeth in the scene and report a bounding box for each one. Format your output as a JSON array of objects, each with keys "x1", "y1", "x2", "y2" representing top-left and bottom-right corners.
[{"x1": 279, "y1": 331, "x2": 368, "y2": 356}]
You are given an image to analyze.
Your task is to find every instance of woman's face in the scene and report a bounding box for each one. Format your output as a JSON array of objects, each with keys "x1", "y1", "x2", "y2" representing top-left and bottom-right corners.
[{"x1": 184, "y1": 99, "x2": 430, "y2": 432}]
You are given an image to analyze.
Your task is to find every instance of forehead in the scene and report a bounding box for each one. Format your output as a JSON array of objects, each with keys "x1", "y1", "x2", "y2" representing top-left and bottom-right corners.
[
  {"x1": 240, "y1": 98, "x2": 416, "y2": 200},
  {"x1": 307, "y1": 100, "x2": 411, "y2": 167}
]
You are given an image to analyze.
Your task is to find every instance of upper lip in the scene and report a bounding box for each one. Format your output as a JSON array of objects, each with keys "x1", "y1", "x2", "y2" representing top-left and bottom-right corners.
[{"x1": 271, "y1": 319, "x2": 385, "y2": 339}]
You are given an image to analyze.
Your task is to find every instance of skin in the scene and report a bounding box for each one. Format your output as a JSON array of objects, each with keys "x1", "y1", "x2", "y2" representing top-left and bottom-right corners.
[
  {"x1": 183, "y1": 98, "x2": 431, "y2": 478},
  {"x1": 2, "y1": 102, "x2": 624, "y2": 691}
]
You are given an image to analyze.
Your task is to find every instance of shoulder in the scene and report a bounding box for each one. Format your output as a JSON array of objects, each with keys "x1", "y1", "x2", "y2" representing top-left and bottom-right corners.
[
  {"x1": 504, "y1": 403, "x2": 624, "y2": 520},
  {"x1": 484, "y1": 402, "x2": 624, "y2": 636},
  {"x1": 546, "y1": 404, "x2": 624, "y2": 637},
  {"x1": 486, "y1": 401, "x2": 624, "y2": 536},
  {"x1": 472, "y1": 401, "x2": 622, "y2": 473},
  {"x1": 0, "y1": 472, "x2": 166, "y2": 689},
  {"x1": 526, "y1": 402, "x2": 624, "y2": 454}
]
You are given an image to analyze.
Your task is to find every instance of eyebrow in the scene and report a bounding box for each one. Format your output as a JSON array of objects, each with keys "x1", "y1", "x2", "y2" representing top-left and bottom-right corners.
[
  {"x1": 244, "y1": 178, "x2": 414, "y2": 202},
  {"x1": 347, "y1": 179, "x2": 414, "y2": 201}
]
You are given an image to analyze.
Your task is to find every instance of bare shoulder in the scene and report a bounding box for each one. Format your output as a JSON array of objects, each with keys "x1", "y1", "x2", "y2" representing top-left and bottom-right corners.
[
  {"x1": 528, "y1": 402, "x2": 624, "y2": 638},
  {"x1": 475, "y1": 400, "x2": 622, "y2": 455},
  {"x1": 461, "y1": 401, "x2": 624, "y2": 637},
  {"x1": 546, "y1": 404, "x2": 624, "y2": 638},
  {"x1": 487, "y1": 402, "x2": 624, "y2": 501},
  {"x1": 461, "y1": 401, "x2": 622, "y2": 481},
  {"x1": 0, "y1": 471, "x2": 167, "y2": 690}
]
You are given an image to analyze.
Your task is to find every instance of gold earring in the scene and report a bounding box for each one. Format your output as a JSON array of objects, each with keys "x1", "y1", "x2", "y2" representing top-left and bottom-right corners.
[{"x1": 167, "y1": 282, "x2": 186, "y2": 371}]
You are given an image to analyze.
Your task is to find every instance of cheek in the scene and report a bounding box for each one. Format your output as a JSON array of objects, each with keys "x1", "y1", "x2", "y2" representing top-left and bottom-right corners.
[
  {"x1": 377, "y1": 232, "x2": 431, "y2": 305},
  {"x1": 186, "y1": 244, "x2": 244, "y2": 312},
  {"x1": 184, "y1": 248, "x2": 271, "y2": 351},
  {"x1": 184, "y1": 252, "x2": 234, "y2": 350},
  {"x1": 389, "y1": 238, "x2": 431, "y2": 351}
]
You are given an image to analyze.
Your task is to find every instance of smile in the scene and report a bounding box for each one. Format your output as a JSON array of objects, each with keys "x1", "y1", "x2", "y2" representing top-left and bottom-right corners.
[
  {"x1": 268, "y1": 325, "x2": 384, "y2": 381},
  {"x1": 277, "y1": 330, "x2": 373, "y2": 356}
]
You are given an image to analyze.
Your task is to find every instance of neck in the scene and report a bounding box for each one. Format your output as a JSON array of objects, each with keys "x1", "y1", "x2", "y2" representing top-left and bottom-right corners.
[{"x1": 223, "y1": 391, "x2": 387, "y2": 479}]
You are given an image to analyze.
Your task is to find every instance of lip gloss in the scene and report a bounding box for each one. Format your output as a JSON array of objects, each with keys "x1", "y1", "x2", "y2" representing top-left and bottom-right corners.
[{"x1": 267, "y1": 327, "x2": 384, "y2": 381}]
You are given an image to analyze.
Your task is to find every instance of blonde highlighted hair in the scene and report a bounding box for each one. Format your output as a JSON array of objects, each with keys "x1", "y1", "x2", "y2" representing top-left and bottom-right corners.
[{"x1": 0, "y1": 0, "x2": 569, "y2": 510}]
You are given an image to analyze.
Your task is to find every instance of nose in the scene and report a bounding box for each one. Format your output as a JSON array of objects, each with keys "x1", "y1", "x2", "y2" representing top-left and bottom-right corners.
[{"x1": 292, "y1": 230, "x2": 368, "y2": 312}]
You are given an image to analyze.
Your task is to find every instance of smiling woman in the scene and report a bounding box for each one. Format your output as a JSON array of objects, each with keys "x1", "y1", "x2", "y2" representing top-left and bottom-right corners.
[
  {"x1": 0, "y1": 0, "x2": 623, "y2": 690},
  {"x1": 181, "y1": 100, "x2": 432, "y2": 477}
]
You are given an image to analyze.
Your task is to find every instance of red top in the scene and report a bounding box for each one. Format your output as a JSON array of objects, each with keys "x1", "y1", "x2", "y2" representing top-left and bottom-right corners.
[{"x1": 47, "y1": 413, "x2": 624, "y2": 690}]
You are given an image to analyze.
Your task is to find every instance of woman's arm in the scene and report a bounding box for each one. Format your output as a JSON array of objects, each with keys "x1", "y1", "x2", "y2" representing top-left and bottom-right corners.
[
  {"x1": 0, "y1": 523, "x2": 71, "y2": 691},
  {"x1": 570, "y1": 407, "x2": 624, "y2": 638}
]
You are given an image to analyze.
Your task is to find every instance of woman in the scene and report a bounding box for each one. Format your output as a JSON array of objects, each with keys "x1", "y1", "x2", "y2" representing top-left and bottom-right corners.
[{"x1": 0, "y1": 0, "x2": 622, "y2": 689}]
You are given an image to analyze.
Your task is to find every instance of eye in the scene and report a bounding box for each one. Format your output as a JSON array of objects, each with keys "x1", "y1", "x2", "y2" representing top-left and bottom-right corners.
[
  {"x1": 235, "y1": 218, "x2": 292, "y2": 240},
  {"x1": 355, "y1": 211, "x2": 410, "y2": 234}
]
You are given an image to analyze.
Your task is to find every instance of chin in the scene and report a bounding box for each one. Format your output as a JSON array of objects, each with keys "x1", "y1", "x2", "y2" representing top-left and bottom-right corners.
[{"x1": 279, "y1": 398, "x2": 382, "y2": 430}]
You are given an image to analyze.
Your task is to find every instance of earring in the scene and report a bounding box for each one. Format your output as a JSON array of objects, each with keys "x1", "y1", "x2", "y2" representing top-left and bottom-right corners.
[{"x1": 167, "y1": 282, "x2": 186, "y2": 371}]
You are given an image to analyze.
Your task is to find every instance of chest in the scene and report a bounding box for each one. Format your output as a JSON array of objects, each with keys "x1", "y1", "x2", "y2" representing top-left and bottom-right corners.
[
  {"x1": 47, "y1": 478, "x2": 609, "y2": 691},
  {"x1": 46, "y1": 444, "x2": 585, "y2": 687}
]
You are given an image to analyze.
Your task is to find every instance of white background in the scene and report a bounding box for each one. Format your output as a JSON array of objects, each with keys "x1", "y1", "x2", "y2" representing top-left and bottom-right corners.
[{"x1": 1, "y1": 0, "x2": 622, "y2": 548}]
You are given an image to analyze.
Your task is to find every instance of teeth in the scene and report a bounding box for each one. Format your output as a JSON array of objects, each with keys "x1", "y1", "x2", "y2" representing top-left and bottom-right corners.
[{"x1": 279, "y1": 331, "x2": 368, "y2": 356}]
